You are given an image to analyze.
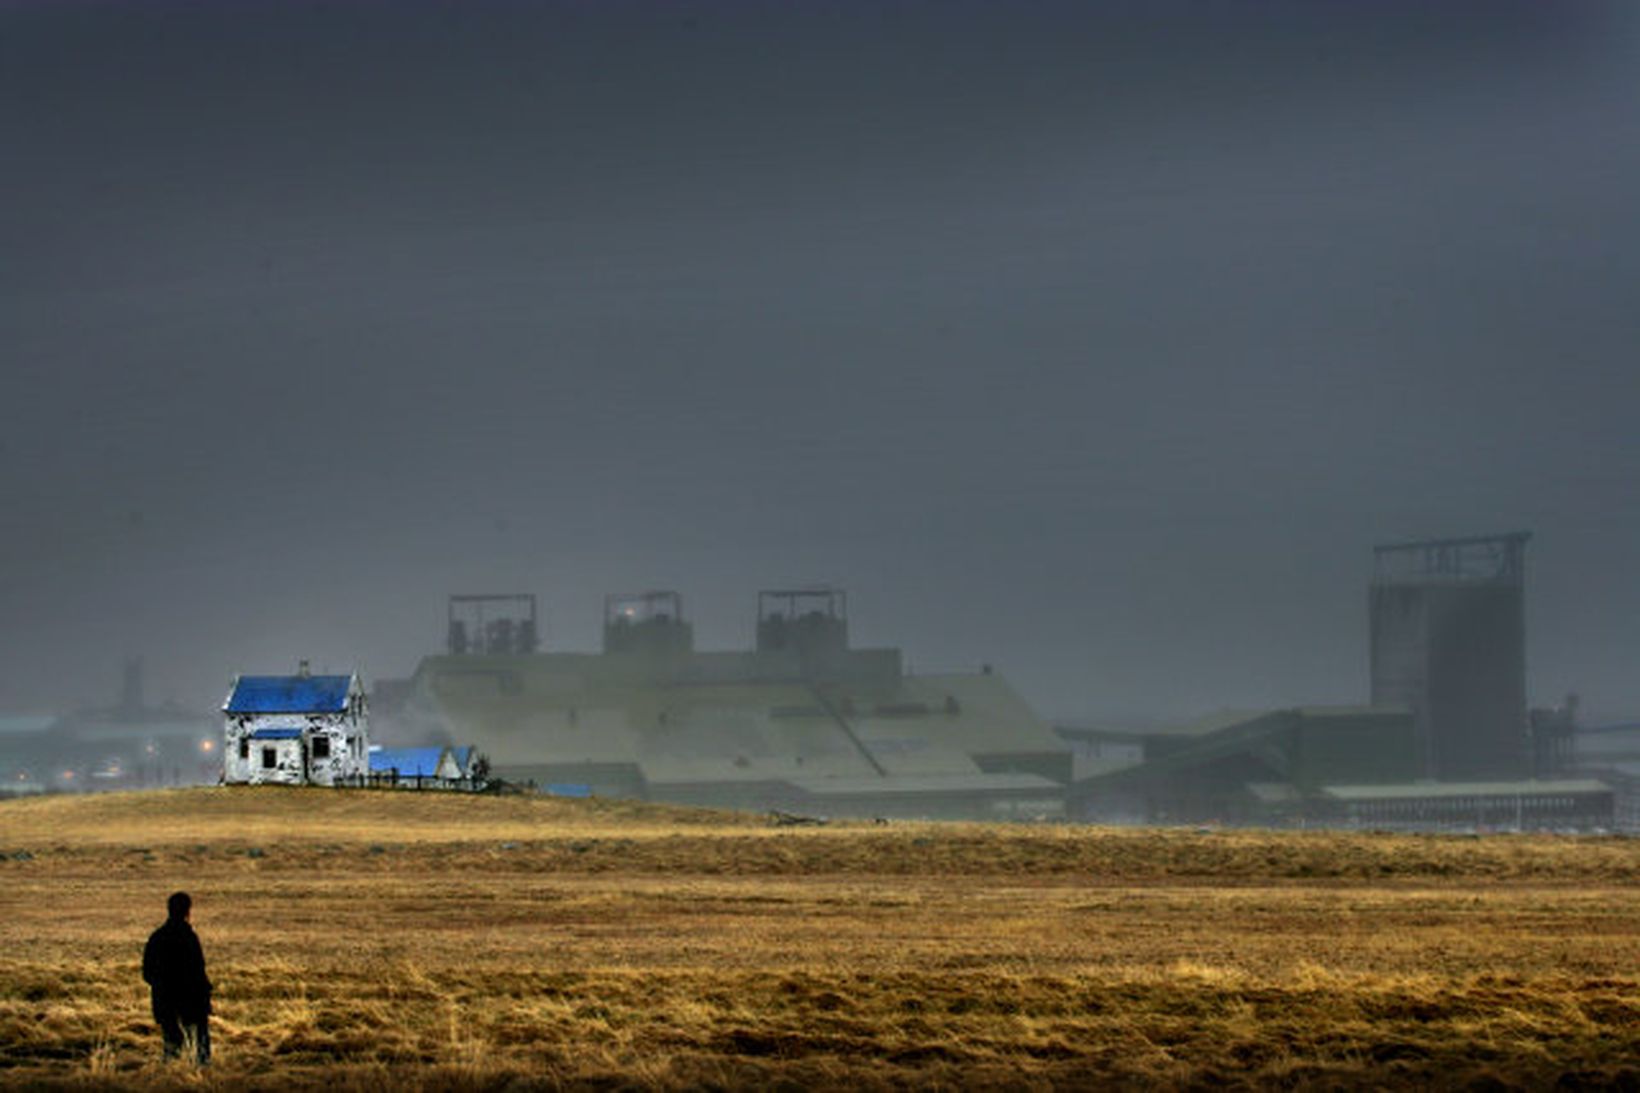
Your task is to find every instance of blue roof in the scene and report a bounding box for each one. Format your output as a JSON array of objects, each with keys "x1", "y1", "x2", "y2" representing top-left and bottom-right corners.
[
  {"x1": 226, "y1": 675, "x2": 353, "y2": 714},
  {"x1": 249, "y1": 727, "x2": 304, "y2": 740},
  {"x1": 369, "y1": 747, "x2": 445, "y2": 778},
  {"x1": 545, "y1": 783, "x2": 592, "y2": 798}
]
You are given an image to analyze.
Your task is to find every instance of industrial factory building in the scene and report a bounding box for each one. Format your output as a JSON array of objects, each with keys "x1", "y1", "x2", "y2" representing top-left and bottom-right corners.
[
  {"x1": 370, "y1": 533, "x2": 1632, "y2": 830},
  {"x1": 388, "y1": 589, "x2": 1069, "y2": 819},
  {"x1": 1060, "y1": 533, "x2": 1632, "y2": 830},
  {"x1": 1061, "y1": 706, "x2": 1423, "y2": 824},
  {"x1": 1319, "y1": 779, "x2": 1618, "y2": 831},
  {"x1": 1061, "y1": 705, "x2": 1624, "y2": 830}
]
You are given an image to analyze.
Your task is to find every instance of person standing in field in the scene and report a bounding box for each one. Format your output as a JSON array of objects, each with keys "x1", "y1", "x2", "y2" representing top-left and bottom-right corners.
[{"x1": 142, "y1": 891, "x2": 212, "y2": 1064}]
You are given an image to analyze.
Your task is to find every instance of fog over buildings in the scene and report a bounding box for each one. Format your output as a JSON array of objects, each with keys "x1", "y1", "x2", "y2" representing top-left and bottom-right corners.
[{"x1": 4, "y1": 2, "x2": 1640, "y2": 727}]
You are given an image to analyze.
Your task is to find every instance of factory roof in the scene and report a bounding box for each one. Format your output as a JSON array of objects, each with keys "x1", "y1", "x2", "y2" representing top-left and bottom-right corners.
[
  {"x1": 1063, "y1": 709, "x2": 1284, "y2": 740},
  {"x1": 1583, "y1": 721, "x2": 1640, "y2": 734},
  {"x1": 226, "y1": 675, "x2": 355, "y2": 714},
  {"x1": 871, "y1": 673, "x2": 1067, "y2": 755},
  {"x1": 1149, "y1": 709, "x2": 1276, "y2": 737},
  {"x1": 1072, "y1": 757, "x2": 1145, "y2": 780},
  {"x1": 0, "y1": 716, "x2": 57, "y2": 735},
  {"x1": 1322, "y1": 779, "x2": 1611, "y2": 802},
  {"x1": 1062, "y1": 706, "x2": 1412, "y2": 741},
  {"x1": 641, "y1": 748, "x2": 876, "y2": 786},
  {"x1": 1246, "y1": 781, "x2": 1304, "y2": 804},
  {"x1": 784, "y1": 772, "x2": 1062, "y2": 797},
  {"x1": 1293, "y1": 705, "x2": 1412, "y2": 719},
  {"x1": 409, "y1": 642, "x2": 1068, "y2": 816},
  {"x1": 420, "y1": 663, "x2": 1065, "y2": 774}
]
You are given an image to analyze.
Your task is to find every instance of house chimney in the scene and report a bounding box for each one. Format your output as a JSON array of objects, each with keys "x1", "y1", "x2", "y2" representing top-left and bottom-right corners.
[{"x1": 297, "y1": 659, "x2": 311, "y2": 678}]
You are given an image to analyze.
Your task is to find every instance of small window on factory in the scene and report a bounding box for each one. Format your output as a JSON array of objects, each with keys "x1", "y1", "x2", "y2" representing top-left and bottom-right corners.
[
  {"x1": 312, "y1": 735, "x2": 331, "y2": 760},
  {"x1": 239, "y1": 739, "x2": 249, "y2": 760},
  {"x1": 261, "y1": 747, "x2": 277, "y2": 769}
]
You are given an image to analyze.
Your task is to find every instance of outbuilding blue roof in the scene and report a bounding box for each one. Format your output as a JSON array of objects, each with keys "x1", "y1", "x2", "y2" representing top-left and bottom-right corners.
[
  {"x1": 249, "y1": 727, "x2": 304, "y2": 740},
  {"x1": 226, "y1": 675, "x2": 353, "y2": 714},
  {"x1": 546, "y1": 783, "x2": 592, "y2": 798},
  {"x1": 369, "y1": 747, "x2": 446, "y2": 778}
]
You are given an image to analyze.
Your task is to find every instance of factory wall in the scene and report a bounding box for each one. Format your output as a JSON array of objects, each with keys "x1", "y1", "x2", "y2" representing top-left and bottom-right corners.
[
  {"x1": 1291, "y1": 708, "x2": 1421, "y2": 786},
  {"x1": 1370, "y1": 581, "x2": 1528, "y2": 780}
]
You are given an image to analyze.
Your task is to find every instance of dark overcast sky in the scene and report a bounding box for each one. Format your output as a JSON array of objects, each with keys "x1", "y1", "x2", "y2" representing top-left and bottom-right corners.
[{"x1": 4, "y1": 1, "x2": 1639, "y2": 722}]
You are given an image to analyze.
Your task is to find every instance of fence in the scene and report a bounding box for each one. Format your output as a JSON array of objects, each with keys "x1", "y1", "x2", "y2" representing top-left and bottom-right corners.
[{"x1": 333, "y1": 771, "x2": 488, "y2": 793}]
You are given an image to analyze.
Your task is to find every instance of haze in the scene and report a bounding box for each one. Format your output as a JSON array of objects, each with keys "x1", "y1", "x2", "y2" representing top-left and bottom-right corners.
[{"x1": 4, "y1": 1, "x2": 1639, "y2": 724}]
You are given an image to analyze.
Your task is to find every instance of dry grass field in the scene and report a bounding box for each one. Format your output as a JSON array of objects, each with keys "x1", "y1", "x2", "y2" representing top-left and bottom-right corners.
[{"x1": 0, "y1": 788, "x2": 1636, "y2": 1090}]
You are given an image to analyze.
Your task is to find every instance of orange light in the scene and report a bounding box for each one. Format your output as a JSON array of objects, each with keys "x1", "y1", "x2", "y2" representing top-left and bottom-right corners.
[{"x1": 200, "y1": 739, "x2": 215, "y2": 753}]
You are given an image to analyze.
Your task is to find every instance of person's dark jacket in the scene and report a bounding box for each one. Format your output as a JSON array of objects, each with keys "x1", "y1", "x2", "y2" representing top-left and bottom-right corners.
[{"x1": 142, "y1": 918, "x2": 212, "y2": 1019}]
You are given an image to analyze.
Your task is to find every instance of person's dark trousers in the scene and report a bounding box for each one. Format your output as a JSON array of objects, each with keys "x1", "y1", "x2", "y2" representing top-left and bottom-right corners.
[
  {"x1": 181, "y1": 1016, "x2": 210, "y2": 1065},
  {"x1": 155, "y1": 1007, "x2": 185, "y2": 1059},
  {"x1": 154, "y1": 999, "x2": 210, "y2": 1063}
]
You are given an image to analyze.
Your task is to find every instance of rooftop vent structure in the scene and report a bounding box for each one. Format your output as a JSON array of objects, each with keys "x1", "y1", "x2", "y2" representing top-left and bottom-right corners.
[
  {"x1": 603, "y1": 590, "x2": 693, "y2": 657},
  {"x1": 447, "y1": 593, "x2": 539, "y2": 656},
  {"x1": 757, "y1": 587, "x2": 849, "y2": 663}
]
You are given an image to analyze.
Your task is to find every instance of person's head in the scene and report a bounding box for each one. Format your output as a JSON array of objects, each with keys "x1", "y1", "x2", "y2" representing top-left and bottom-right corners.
[{"x1": 167, "y1": 891, "x2": 191, "y2": 921}]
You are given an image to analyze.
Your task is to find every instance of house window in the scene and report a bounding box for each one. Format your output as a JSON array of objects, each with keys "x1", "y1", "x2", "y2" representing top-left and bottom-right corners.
[
  {"x1": 261, "y1": 746, "x2": 277, "y2": 769},
  {"x1": 239, "y1": 739, "x2": 249, "y2": 760},
  {"x1": 312, "y1": 736, "x2": 331, "y2": 760}
]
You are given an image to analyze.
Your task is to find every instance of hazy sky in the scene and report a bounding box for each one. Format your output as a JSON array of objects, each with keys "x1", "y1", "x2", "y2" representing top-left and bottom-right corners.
[{"x1": 4, "y1": 1, "x2": 1639, "y2": 722}]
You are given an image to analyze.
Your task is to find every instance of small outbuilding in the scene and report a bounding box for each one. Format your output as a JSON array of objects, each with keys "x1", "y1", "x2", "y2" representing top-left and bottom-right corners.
[
  {"x1": 367, "y1": 744, "x2": 482, "y2": 788},
  {"x1": 222, "y1": 665, "x2": 369, "y2": 786}
]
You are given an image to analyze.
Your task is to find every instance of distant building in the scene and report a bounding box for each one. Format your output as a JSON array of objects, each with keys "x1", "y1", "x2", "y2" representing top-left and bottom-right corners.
[
  {"x1": 0, "y1": 716, "x2": 58, "y2": 793},
  {"x1": 223, "y1": 665, "x2": 369, "y2": 786},
  {"x1": 2, "y1": 660, "x2": 222, "y2": 791},
  {"x1": 387, "y1": 588, "x2": 1069, "y2": 819},
  {"x1": 1062, "y1": 708, "x2": 1629, "y2": 831},
  {"x1": 1574, "y1": 720, "x2": 1640, "y2": 774},
  {"x1": 1370, "y1": 533, "x2": 1531, "y2": 779},
  {"x1": 1062, "y1": 707, "x2": 1422, "y2": 824},
  {"x1": 1570, "y1": 720, "x2": 1640, "y2": 830},
  {"x1": 1317, "y1": 779, "x2": 1617, "y2": 832}
]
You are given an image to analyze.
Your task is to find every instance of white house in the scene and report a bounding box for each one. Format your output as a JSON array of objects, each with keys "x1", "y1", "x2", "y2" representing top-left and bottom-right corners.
[{"x1": 222, "y1": 666, "x2": 369, "y2": 786}]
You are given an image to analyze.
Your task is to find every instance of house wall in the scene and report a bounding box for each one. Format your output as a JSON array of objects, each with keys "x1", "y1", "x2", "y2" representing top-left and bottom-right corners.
[
  {"x1": 263, "y1": 738, "x2": 303, "y2": 784},
  {"x1": 223, "y1": 713, "x2": 370, "y2": 786},
  {"x1": 308, "y1": 713, "x2": 369, "y2": 786}
]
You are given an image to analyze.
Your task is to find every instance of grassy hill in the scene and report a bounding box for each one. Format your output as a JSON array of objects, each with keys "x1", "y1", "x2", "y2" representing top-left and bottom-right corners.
[
  {"x1": 1, "y1": 786, "x2": 1634, "y2": 881},
  {"x1": 0, "y1": 786, "x2": 757, "y2": 845},
  {"x1": 0, "y1": 790, "x2": 1635, "y2": 1089}
]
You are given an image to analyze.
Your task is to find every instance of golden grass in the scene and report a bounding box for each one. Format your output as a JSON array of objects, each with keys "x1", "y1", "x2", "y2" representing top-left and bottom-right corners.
[{"x1": 0, "y1": 788, "x2": 1636, "y2": 1089}]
